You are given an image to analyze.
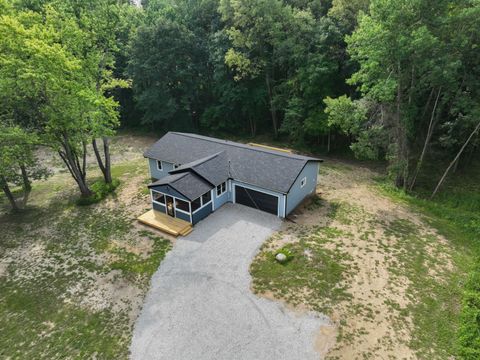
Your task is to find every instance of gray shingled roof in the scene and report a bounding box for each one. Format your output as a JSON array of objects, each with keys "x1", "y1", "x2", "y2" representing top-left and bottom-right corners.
[
  {"x1": 144, "y1": 132, "x2": 321, "y2": 194},
  {"x1": 148, "y1": 172, "x2": 213, "y2": 201},
  {"x1": 169, "y1": 151, "x2": 229, "y2": 186}
]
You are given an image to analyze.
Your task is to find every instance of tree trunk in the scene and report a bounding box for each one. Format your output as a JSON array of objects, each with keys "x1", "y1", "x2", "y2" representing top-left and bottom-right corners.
[
  {"x1": 265, "y1": 72, "x2": 278, "y2": 137},
  {"x1": 327, "y1": 130, "x2": 331, "y2": 153},
  {"x1": 58, "y1": 134, "x2": 92, "y2": 197},
  {"x1": 431, "y1": 120, "x2": 480, "y2": 198},
  {"x1": 103, "y1": 137, "x2": 112, "y2": 184},
  {"x1": 1, "y1": 176, "x2": 19, "y2": 211},
  {"x1": 409, "y1": 88, "x2": 441, "y2": 191},
  {"x1": 19, "y1": 164, "x2": 31, "y2": 208},
  {"x1": 394, "y1": 65, "x2": 407, "y2": 188},
  {"x1": 249, "y1": 115, "x2": 257, "y2": 137},
  {"x1": 92, "y1": 137, "x2": 112, "y2": 184}
]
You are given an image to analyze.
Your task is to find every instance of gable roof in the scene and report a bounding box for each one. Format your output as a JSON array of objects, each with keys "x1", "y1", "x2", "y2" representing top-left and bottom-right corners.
[
  {"x1": 144, "y1": 132, "x2": 322, "y2": 194},
  {"x1": 169, "y1": 151, "x2": 229, "y2": 186},
  {"x1": 148, "y1": 171, "x2": 213, "y2": 201}
]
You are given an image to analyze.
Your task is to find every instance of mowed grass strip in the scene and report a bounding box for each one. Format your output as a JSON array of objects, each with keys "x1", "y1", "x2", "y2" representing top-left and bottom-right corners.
[{"x1": 250, "y1": 226, "x2": 354, "y2": 313}]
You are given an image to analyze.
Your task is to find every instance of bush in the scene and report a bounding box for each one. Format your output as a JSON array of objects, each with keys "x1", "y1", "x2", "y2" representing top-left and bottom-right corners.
[
  {"x1": 458, "y1": 260, "x2": 480, "y2": 359},
  {"x1": 76, "y1": 179, "x2": 120, "y2": 206}
]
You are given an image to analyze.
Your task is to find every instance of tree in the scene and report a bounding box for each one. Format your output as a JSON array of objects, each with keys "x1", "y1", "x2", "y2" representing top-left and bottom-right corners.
[
  {"x1": 0, "y1": 125, "x2": 49, "y2": 211},
  {"x1": 0, "y1": 5, "x2": 119, "y2": 197},
  {"x1": 51, "y1": 0, "x2": 134, "y2": 184},
  {"x1": 129, "y1": 0, "x2": 219, "y2": 131},
  {"x1": 128, "y1": 16, "x2": 202, "y2": 130},
  {"x1": 219, "y1": 0, "x2": 316, "y2": 137},
  {"x1": 329, "y1": 0, "x2": 480, "y2": 189}
]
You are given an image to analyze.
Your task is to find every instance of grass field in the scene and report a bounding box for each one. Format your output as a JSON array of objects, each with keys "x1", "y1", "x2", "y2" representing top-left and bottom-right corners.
[
  {"x1": 250, "y1": 159, "x2": 475, "y2": 359},
  {"x1": 0, "y1": 135, "x2": 172, "y2": 359}
]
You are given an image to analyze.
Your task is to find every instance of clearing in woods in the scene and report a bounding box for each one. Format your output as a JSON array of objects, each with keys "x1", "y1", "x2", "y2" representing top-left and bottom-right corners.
[{"x1": 251, "y1": 160, "x2": 467, "y2": 359}]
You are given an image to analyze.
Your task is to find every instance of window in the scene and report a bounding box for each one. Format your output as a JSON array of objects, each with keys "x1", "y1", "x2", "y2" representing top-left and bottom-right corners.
[
  {"x1": 175, "y1": 199, "x2": 190, "y2": 213},
  {"x1": 300, "y1": 177, "x2": 307, "y2": 188},
  {"x1": 157, "y1": 160, "x2": 163, "y2": 170},
  {"x1": 216, "y1": 182, "x2": 226, "y2": 196},
  {"x1": 191, "y1": 197, "x2": 201, "y2": 212},
  {"x1": 152, "y1": 191, "x2": 165, "y2": 204},
  {"x1": 201, "y1": 191, "x2": 211, "y2": 205}
]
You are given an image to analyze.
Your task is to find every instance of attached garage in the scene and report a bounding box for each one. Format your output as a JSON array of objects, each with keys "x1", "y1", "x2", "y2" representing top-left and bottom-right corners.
[
  {"x1": 234, "y1": 185, "x2": 279, "y2": 216},
  {"x1": 145, "y1": 132, "x2": 322, "y2": 225}
]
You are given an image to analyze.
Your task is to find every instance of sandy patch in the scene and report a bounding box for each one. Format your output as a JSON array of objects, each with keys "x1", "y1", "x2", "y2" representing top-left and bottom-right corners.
[
  {"x1": 0, "y1": 262, "x2": 7, "y2": 277},
  {"x1": 315, "y1": 325, "x2": 338, "y2": 357},
  {"x1": 66, "y1": 269, "x2": 144, "y2": 319},
  {"x1": 257, "y1": 159, "x2": 457, "y2": 359}
]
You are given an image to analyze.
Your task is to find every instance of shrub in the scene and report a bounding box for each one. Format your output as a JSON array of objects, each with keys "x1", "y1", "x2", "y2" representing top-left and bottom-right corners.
[
  {"x1": 458, "y1": 260, "x2": 480, "y2": 359},
  {"x1": 76, "y1": 179, "x2": 120, "y2": 206}
]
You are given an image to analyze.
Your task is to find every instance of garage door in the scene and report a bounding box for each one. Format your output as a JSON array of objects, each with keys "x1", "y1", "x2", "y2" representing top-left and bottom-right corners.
[{"x1": 234, "y1": 185, "x2": 278, "y2": 215}]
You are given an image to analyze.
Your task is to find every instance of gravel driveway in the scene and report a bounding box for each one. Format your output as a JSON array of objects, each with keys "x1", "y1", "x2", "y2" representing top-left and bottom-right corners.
[{"x1": 130, "y1": 204, "x2": 330, "y2": 360}]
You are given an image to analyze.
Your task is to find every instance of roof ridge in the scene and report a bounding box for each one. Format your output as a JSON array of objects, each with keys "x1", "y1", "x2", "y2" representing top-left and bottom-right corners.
[
  {"x1": 168, "y1": 132, "x2": 315, "y2": 161},
  {"x1": 170, "y1": 172, "x2": 188, "y2": 183}
]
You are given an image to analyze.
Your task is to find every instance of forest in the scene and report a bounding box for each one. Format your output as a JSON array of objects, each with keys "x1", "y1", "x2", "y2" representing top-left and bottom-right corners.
[
  {"x1": 1, "y1": 0, "x2": 479, "y2": 201},
  {"x1": 1, "y1": 0, "x2": 480, "y2": 358}
]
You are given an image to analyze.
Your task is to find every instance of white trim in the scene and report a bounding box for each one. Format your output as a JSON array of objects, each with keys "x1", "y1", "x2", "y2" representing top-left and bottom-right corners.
[
  {"x1": 192, "y1": 200, "x2": 212, "y2": 214},
  {"x1": 283, "y1": 194, "x2": 287, "y2": 218},
  {"x1": 300, "y1": 177, "x2": 307, "y2": 188},
  {"x1": 151, "y1": 189, "x2": 192, "y2": 223},
  {"x1": 216, "y1": 182, "x2": 227, "y2": 197},
  {"x1": 148, "y1": 159, "x2": 153, "y2": 178},
  {"x1": 151, "y1": 189, "x2": 166, "y2": 205},
  {"x1": 211, "y1": 189, "x2": 215, "y2": 211},
  {"x1": 173, "y1": 200, "x2": 190, "y2": 215},
  {"x1": 232, "y1": 183, "x2": 281, "y2": 216},
  {"x1": 156, "y1": 160, "x2": 163, "y2": 171}
]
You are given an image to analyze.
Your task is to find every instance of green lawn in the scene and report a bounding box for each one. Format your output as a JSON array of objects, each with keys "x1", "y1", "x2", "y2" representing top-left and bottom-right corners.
[{"x1": 377, "y1": 163, "x2": 480, "y2": 359}]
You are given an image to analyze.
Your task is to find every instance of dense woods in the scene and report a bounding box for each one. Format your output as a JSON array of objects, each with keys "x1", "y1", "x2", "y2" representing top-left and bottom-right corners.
[
  {"x1": 128, "y1": 0, "x2": 480, "y2": 196},
  {"x1": 1, "y1": 0, "x2": 479, "y2": 198},
  {"x1": 1, "y1": 0, "x2": 480, "y2": 358}
]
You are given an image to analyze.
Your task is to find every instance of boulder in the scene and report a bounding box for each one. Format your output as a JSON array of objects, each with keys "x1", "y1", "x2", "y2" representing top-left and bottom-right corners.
[{"x1": 275, "y1": 253, "x2": 287, "y2": 263}]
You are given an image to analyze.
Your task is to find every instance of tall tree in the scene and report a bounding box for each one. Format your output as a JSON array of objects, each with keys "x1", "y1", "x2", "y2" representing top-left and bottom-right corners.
[
  {"x1": 0, "y1": 125, "x2": 49, "y2": 211},
  {"x1": 0, "y1": 4, "x2": 119, "y2": 197},
  {"x1": 219, "y1": 0, "x2": 313, "y2": 136},
  {"x1": 325, "y1": 0, "x2": 480, "y2": 189}
]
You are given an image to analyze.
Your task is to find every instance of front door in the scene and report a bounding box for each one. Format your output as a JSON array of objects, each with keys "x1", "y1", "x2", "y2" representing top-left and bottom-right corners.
[{"x1": 165, "y1": 196, "x2": 175, "y2": 217}]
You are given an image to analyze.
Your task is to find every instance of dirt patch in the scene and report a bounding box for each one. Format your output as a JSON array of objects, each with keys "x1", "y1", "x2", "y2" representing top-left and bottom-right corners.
[
  {"x1": 0, "y1": 262, "x2": 7, "y2": 278},
  {"x1": 0, "y1": 134, "x2": 174, "y2": 358},
  {"x1": 252, "y1": 159, "x2": 458, "y2": 359},
  {"x1": 66, "y1": 269, "x2": 144, "y2": 317},
  {"x1": 315, "y1": 325, "x2": 338, "y2": 358},
  {"x1": 35, "y1": 133, "x2": 156, "y2": 176}
]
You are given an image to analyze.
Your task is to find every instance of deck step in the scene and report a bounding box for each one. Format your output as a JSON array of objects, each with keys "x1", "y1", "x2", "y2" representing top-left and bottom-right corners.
[
  {"x1": 179, "y1": 227, "x2": 193, "y2": 236},
  {"x1": 138, "y1": 209, "x2": 192, "y2": 237}
]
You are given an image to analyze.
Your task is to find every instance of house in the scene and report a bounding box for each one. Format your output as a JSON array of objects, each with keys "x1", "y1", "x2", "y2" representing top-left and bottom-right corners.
[{"x1": 143, "y1": 132, "x2": 322, "y2": 225}]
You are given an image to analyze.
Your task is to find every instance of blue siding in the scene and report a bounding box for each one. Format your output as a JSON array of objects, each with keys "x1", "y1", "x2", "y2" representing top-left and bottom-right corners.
[
  {"x1": 148, "y1": 158, "x2": 175, "y2": 180},
  {"x1": 192, "y1": 202, "x2": 213, "y2": 224},
  {"x1": 286, "y1": 162, "x2": 319, "y2": 215},
  {"x1": 231, "y1": 180, "x2": 286, "y2": 217},
  {"x1": 152, "y1": 202, "x2": 166, "y2": 213},
  {"x1": 147, "y1": 157, "x2": 319, "y2": 221},
  {"x1": 175, "y1": 210, "x2": 190, "y2": 222},
  {"x1": 213, "y1": 186, "x2": 229, "y2": 211}
]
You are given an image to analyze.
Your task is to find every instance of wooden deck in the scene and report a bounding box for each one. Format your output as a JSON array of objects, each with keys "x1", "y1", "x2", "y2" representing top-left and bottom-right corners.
[{"x1": 137, "y1": 209, "x2": 193, "y2": 237}]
